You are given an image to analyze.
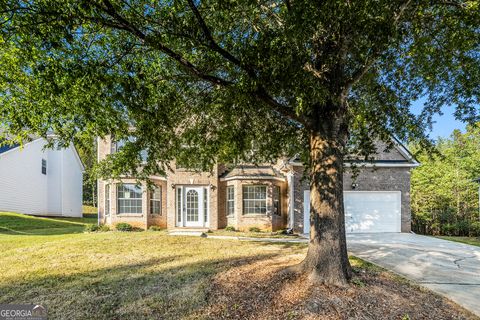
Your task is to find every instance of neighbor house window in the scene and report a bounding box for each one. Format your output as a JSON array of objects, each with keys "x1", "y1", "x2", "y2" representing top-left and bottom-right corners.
[
  {"x1": 41, "y1": 159, "x2": 47, "y2": 175},
  {"x1": 105, "y1": 184, "x2": 111, "y2": 216},
  {"x1": 243, "y1": 185, "x2": 267, "y2": 214},
  {"x1": 273, "y1": 185, "x2": 281, "y2": 216},
  {"x1": 117, "y1": 184, "x2": 143, "y2": 214},
  {"x1": 226, "y1": 186, "x2": 235, "y2": 216},
  {"x1": 149, "y1": 185, "x2": 162, "y2": 215}
]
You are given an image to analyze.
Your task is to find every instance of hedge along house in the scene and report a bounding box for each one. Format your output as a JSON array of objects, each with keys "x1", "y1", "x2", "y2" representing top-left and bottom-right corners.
[{"x1": 97, "y1": 135, "x2": 419, "y2": 233}]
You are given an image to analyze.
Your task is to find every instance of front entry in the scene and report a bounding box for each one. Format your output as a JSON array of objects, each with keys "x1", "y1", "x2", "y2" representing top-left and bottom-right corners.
[{"x1": 176, "y1": 186, "x2": 209, "y2": 228}]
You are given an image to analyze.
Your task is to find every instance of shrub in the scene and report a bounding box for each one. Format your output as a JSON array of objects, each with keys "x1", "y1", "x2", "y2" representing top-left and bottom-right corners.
[
  {"x1": 248, "y1": 227, "x2": 261, "y2": 233},
  {"x1": 116, "y1": 223, "x2": 133, "y2": 232},
  {"x1": 469, "y1": 221, "x2": 480, "y2": 237},
  {"x1": 455, "y1": 220, "x2": 470, "y2": 236},
  {"x1": 85, "y1": 224, "x2": 110, "y2": 232},
  {"x1": 84, "y1": 224, "x2": 99, "y2": 232},
  {"x1": 98, "y1": 224, "x2": 110, "y2": 232},
  {"x1": 225, "y1": 226, "x2": 236, "y2": 232},
  {"x1": 149, "y1": 226, "x2": 163, "y2": 231},
  {"x1": 441, "y1": 223, "x2": 455, "y2": 236}
]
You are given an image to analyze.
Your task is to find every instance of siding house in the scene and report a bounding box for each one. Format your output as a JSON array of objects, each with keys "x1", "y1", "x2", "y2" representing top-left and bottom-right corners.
[
  {"x1": 0, "y1": 137, "x2": 84, "y2": 217},
  {"x1": 97, "y1": 136, "x2": 419, "y2": 234}
]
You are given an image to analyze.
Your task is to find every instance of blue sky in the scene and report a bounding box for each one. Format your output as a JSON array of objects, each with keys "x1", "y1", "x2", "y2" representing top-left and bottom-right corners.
[{"x1": 410, "y1": 100, "x2": 466, "y2": 140}]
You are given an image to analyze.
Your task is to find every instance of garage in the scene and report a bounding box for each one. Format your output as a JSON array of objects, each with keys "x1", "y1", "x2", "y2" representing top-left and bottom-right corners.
[{"x1": 303, "y1": 191, "x2": 402, "y2": 234}]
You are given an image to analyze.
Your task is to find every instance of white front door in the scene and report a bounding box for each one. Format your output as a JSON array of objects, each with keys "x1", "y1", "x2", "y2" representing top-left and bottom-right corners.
[{"x1": 184, "y1": 187, "x2": 205, "y2": 227}]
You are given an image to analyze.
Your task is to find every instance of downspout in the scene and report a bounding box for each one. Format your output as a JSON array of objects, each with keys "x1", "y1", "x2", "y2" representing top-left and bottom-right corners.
[
  {"x1": 288, "y1": 170, "x2": 295, "y2": 230},
  {"x1": 97, "y1": 137, "x2": 100, "y2": 226}
]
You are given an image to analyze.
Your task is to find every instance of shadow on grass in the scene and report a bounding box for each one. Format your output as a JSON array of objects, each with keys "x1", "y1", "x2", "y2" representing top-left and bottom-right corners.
[
  {"x1": 0, "y1": 213, "x2": 88, "y2": 236},
  {"x1": 0, "y1": 253, "x2": 279, "y2": 320}
]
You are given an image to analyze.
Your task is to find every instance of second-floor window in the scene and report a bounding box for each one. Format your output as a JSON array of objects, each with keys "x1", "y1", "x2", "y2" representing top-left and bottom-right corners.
[{"x1": 111, "y1": 137, "x2": 147, "y2": 162}]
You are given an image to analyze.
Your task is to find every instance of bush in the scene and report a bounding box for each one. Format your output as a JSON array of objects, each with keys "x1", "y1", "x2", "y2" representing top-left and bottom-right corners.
[
  {"x1": 84, "y1": 224, "x2": 99, "y2": 232},
  {"x1": 225, "y1": 226, "x2": 236, "y2": 232},
  {"x1": 116, "y1": 223, "x2": 133, "y2": 232},
  {"x1": 98, "y1": 224, "x2": 110, "y2": 232},
  {"x1": 455, "y1": 220, "x2": 470, "y2": 236},
  {"x1": 441, "y1": 223, "x2": 455, "y2": 236},
  {"x1": 469, "y1": 221, "x2": 480, "y2": 237},
  {"x1": 248, "y1": 227, "x2": 261, "y2": 233},
  {"x1": 85, "y1": 224, "x2": 110, "y2": 232},
  {"x1": 149, "y1": 226, "x2": 163, "y2": 231}
]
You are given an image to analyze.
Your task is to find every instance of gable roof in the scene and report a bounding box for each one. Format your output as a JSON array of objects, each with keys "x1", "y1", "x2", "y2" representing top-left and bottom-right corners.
[
  {"x1": 0, "y1": 137, "x2": 85, "y2": 172},
  {"x1": 0, "y1": 143, "x2": 20, "y2": 155},
  {"x1": 220, "y1": 165, "x2": 286, "y2": 181},
  {"x1": 289, "y1": 138, "x2": 420, "y2": 168}
]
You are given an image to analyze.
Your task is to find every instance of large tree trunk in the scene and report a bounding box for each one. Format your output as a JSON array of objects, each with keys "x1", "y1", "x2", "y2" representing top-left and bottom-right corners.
[{"x1": 298, "y1": 128, "x2": 352, "y2": 286}]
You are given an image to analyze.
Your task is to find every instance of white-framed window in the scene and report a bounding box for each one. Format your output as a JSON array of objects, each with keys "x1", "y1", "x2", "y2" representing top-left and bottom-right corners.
[
  {"x1": 242, "y1": 185, "x2": 267, "y2": 215},
  {"x1": 226, "y1": 186, "x2": 235, "y2": 216},
  {"x1": 176, "y1": 186, "x2": 183, "y2": 224},
  {"x1": 41, "y1": 159, "x2": 47, "y2": 175},
  {"x1": 111, "y1": 136, "x2": 147, "y2": 162},
  {"x1": 117, "y1": 184, "x2": 143, "y2": 214},
  {"x1": 273, "y1": 185, "x2": 281, "y2": 216},
  {"x1": 203, "y1": 186, "x2": 209, "y2": 224},
  {"x1": 105, "y1": 184, "x2": 111, "y2": 216},
  {"x1": 149, "y1": 185, "x2": 161, "y2": 215}
]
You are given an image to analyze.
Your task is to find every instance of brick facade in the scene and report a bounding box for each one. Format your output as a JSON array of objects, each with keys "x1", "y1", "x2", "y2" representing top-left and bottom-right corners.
[{"x1": 97, "y1": 136, "x2": 416, "y2": 232}]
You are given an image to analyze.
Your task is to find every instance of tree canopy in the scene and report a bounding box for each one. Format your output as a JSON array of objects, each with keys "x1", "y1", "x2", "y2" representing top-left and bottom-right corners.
[
  {"x1": 1, "y1": 0, "x2": 479, "y2": 285},
  {"x1": 411, "y1": 124, "x2": 480, "y2": 236},
  {"x1": 1, "y1": 0, "x2": 479, "y2": 177}
]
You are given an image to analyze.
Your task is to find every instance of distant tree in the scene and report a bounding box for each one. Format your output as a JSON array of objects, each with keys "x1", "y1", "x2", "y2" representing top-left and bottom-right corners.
[
  {"x1": 411, "y1": 124, "x2": 480, "y2": 235},
  {"x1": 1, "y1": 1, "x2": 479, "y2": 285},
  {"x1": 75, "y1": 137, "x2": 97, "y2": 207}
]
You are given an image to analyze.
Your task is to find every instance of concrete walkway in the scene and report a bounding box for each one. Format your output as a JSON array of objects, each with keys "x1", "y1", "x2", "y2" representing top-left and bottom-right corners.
[{"x1": 347, "y1": 233, "x2": 480, "y2": 317}]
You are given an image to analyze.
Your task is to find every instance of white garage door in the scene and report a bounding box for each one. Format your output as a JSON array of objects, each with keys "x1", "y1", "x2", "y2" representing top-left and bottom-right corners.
[{"x1": 303, "y1": 191, "x2": 401, "y2": 234}]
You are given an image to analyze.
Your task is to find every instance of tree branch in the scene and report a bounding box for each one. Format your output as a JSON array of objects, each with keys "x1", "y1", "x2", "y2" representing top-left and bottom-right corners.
[
  {"x1": 185, "y1": 0, "x2": 257, "y2": 78},
  {"x1": 89, "y1": 0, "x2": 232, "y2": 86}
]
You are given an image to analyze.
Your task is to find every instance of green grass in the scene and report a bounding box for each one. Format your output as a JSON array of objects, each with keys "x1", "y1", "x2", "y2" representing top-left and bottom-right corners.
[
  {"x1": 0, "y1": 211, "x2": 96, "y2": 236},
  {"x1": 0, "y1": 211, "x2": 307, "y2": 319},
  {"x1": 436, "y1": 236, "x2": 480, "y2": 247}
]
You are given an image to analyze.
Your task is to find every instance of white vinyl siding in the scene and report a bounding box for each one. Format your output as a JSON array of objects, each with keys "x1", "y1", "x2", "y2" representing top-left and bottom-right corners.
[
  {"x1": 0, "y1": 138, "x2": 83, "y2": 217},
  {"x1": 242, "y1": 185, "x2": 267, "y2": 215}
]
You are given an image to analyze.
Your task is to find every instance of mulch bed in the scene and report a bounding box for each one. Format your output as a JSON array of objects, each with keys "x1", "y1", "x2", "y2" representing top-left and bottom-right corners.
[{"x1": 194, "y1": 254, "x2": 477, "y2": 320}]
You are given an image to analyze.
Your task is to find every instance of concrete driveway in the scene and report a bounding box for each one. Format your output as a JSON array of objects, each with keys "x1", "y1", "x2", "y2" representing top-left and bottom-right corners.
[{"x1": 347, "y1": 233, "x2": 480, "y2": 316}]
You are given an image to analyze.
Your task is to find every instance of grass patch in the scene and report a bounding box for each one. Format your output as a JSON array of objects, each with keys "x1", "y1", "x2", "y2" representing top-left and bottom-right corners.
[
  {"x1": 436, "y1": 236, "x2": 480, "y2": 247},
  {"x1": 0, "y1": 213, "x2": 474, "y2": 319}
]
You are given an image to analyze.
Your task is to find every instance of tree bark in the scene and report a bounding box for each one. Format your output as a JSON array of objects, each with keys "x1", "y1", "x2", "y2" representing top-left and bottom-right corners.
[{"x1": 298, "y1": 127, "x2": 352, "y2": 286}]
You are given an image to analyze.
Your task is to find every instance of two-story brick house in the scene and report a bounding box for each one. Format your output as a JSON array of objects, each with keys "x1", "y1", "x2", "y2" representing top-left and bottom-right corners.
[{"x1": 97, "y1": 136, "x2": 419, "y2": 233}]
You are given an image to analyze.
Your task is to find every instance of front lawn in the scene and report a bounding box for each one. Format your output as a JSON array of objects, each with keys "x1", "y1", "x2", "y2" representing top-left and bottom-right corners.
[
  {"x1": 437, "y1": 236, "x2": 480, "y2": 247},
  {"x1": 0, "y1": 213, "x2": 475, "y2": 319}
]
